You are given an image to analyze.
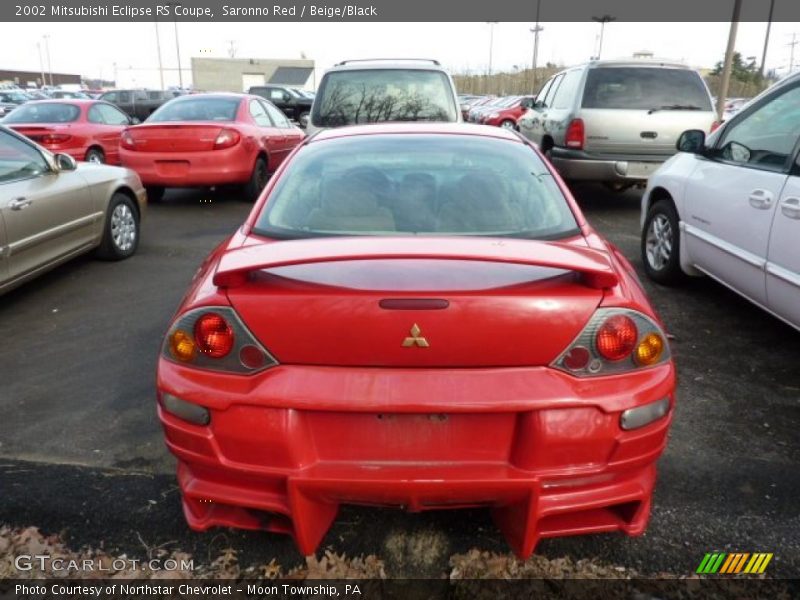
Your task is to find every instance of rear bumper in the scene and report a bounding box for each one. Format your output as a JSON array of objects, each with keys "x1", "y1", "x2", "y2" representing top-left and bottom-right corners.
[
  {"x1": 549, "y1": 147, "x2": 671, "y2": 183},
  {"x1": 157, "y1": 361, "x2": 675, "y2": 557},
  {"x1": 120, "y1": 147, "x2": 253, "y2": 187}
]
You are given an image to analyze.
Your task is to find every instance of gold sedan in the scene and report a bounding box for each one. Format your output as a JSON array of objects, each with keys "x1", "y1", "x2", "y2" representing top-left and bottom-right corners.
[{"x1": 0, "y1": 125, "x2": 146, "y2": 295}]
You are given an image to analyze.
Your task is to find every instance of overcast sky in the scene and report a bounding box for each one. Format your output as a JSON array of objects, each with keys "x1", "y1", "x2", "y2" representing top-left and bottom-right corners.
[{"x1": 2, "y1": 21, "x2": 798, "y2": 88}]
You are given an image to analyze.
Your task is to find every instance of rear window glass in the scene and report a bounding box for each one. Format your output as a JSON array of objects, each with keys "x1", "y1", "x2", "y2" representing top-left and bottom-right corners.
[
  {"x1": 147, "y1": 97, "x2": 240, "y2": 122},
  {"x1": 312, "y1": 69, "x2": 458, "y2": 127},
  {"x1": 254, "y1": 134, "x2": 578, "y2": 239},
  {"x1": 2, "y1": 102, "x2": 80, "y2": 123},
  {"x1": 582, "y1": 67, "x2": 712, "y2": 111}
]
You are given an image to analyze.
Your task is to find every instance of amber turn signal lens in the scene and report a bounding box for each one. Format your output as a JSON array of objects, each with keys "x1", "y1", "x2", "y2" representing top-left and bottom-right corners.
[
  {"x1": 170, "y1": 329, "x2": 196, "y2": 362},
  {"x1": 635, "y1": 332, "x2": 665, "y2": 365}
]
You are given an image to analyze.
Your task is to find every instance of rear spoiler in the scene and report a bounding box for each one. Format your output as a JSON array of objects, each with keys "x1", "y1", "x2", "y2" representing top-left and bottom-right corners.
[{"x1": 213, "y1": 237, "x2": 618, "y2": 289}]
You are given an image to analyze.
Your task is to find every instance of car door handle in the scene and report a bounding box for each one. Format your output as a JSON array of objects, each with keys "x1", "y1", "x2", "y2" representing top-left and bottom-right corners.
[
  {"x1": 748, "y1": 189, "x2": 774, "y2": 209},
  {"x1": 780, "y1": 197, "x2": 800, "y2": 219},
  {"x1": 9, "y1": 197, "x2": 32, "y2": 210}
]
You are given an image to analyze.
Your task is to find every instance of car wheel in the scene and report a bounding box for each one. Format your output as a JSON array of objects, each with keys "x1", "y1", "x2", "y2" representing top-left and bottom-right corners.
[
  {"x1": 244, "y1": 156, "x2": 269, "y2": 202},
  {"x1": 642, "y1": 199, "x2": 684, "y2": 285},
  {"x1": 85, "y1": 148, "x2": 105, "y2": 164},
  {"x1": 146, "y1": 186, "x2": 165, "y2": 203},
  {"x1": 96, "y1": 193, "x2": 139, "y2": 261},
  {"x1": 298, "y1": 112, "x2": 310, "y2": 128},
  {"x1": 500, "y1": 120, "x2": 516, "y2": 130}
]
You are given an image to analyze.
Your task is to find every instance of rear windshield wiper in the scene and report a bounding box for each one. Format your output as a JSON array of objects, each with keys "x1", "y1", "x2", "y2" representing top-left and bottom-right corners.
[{"x1": 648, "y1": 104, "x2": 704, "y2": 114}]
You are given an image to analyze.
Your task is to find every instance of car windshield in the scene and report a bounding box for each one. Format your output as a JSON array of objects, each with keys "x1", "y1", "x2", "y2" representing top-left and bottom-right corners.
[
  {"x1": 312, "y1": 69, "x2": 458, "y2": 127},
  {"x1": 582, "y1": 67, "x2": 712, "y2": 111},
  {"x1": 2, "y1": 102, "x2": 81, "y2": 123},
  {"x1": 254, "y1": 134, "x2": 578, "y2": 239},
  {"x1": 147, "y1": 97, "x2": 240, "y2": 122}
]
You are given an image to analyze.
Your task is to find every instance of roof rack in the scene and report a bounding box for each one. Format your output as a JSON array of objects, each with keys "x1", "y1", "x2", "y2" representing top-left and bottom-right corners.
[{"x1": 334, "y1": 58, "x2": 441, "y2": 66}]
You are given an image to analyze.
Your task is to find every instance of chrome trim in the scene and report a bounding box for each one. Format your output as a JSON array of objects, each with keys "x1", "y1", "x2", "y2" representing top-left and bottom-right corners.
[
  {"x1": 682, "y1": 222, "x2": 766, "y2": 269},
  {"x1": 8, "y1": 211, "x2": 103, "y2": 255},
  {"x1": 766, "y1": 262, "x2": 800, "y2": 289}
]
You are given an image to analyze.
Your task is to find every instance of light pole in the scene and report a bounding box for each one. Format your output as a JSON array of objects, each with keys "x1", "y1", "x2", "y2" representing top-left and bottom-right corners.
[
  {"x1": 154, "y1": 22, "x2": 165, "y2": 89},
  {"x1": 592, "y1": 15, "x2": 615, "y2": 60},
  {"x1": 174, "y1": 19, "x2": 184, "y2": 87},
  {"x1": 42, "y1": 34, "x2": 53, "y2": 86},
  {"x1": 486, "y1": 22, "x2": 498, "y2": 77},
  {"x1": 36, "y1": 41, "x2": 45, "y2": 87},
  {"x1": 530, "y1": 0, "x2": 543, "y2": 91},
  {"x1": 759, "y1": 0, "x2": 775, "y2": 79},
  {"x1": 716, "y1": 0, "x2": 742, "y2": 121}
]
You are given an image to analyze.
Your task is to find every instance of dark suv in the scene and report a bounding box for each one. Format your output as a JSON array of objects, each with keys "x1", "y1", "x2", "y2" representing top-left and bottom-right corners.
[
  {"x1": 97, "y1": 89, "x2": 178, "y2": 121},
  {"x1": 248, "y1": 85, "x2": 313, "y2": 127}
]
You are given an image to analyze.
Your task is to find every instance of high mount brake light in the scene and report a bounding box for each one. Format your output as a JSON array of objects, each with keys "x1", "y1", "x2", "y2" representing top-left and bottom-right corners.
[
  {"x1": 163, "y1": 306, "x2": 276, "y2": 374},
  {"x1": 552, "y1": 308, "x2": 670, "y2": 377}
]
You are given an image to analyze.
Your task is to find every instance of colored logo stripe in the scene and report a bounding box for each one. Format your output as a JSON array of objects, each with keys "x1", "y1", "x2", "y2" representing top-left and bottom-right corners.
[{"x1": 697, "y1": 553, "x2": 772, "y2": 574}]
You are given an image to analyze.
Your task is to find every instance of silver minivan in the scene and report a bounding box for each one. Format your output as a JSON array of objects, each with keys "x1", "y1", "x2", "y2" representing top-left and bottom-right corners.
[
  {"x1": 307, "y1": 59, "x2": 461, "y2": 135},
  {"x1": 518, "y1": 59, "x2": 716, "y2": 189}
]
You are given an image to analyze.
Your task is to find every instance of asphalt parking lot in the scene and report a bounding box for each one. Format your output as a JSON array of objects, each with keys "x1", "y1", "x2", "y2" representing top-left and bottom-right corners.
[{"x1": 1, "y1": 184, "x2": 798, "y2": 577}]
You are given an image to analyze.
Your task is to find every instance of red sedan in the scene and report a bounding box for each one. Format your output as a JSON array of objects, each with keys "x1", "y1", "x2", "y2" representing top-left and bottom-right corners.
[
  {"x1": 482, "y1": 95, "x2": 536, "y2": 129},
  {"x1": 2, "y1": 99, "x2": 134, "y2": 164},
  {"x1": 119, "y1": 93, "x2": 305, "y2": 202},
  {"x1": 156, "y1": 123, "x2": 676, "y2": 558}
]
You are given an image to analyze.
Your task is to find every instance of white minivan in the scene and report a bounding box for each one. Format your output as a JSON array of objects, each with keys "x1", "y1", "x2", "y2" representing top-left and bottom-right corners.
[{"x1": 307, "y1": 59, "x2": 461, "y2": 134}]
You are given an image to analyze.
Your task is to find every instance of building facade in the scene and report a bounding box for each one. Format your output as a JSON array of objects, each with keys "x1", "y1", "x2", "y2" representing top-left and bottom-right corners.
[{"x1": 191, "y1": 57, "x2": 315, "y2": 93}]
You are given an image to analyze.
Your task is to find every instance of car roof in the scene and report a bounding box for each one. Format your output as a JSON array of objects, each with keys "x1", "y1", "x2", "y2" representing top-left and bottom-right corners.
[
  {"x1": 586, "y1": 58, "x2": 691, "y2": 69},
  {"x1": 23, "y1": 98, "x2": 96, "y2": 105},
  {"x1": 325, "y1": 59, "x2": 449, "y2": 72},
  {"x1": 308, "y1": 122, "x2": 523, "y2": 144}
]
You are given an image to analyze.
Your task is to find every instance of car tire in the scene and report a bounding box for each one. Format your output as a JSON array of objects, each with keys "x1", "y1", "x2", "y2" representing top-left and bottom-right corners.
[
  {"x1": 298, "y1": 111, "x2": 310, "y2": 128},
  {"x1": 146, "y1": 186, "x2": 165, "y2": 203},
  {"x1": 96, "y1": 193, "x2": 139, "y2": 261},
  {"x1": 244, "y1": 156, "x2": 269, "y2": 202},
  {"x1": 85, "y1": 148, "x2": 105, "y2": 164},
  {"x1": 500, "y1": 120, "x2": 516, "y2": 130},
  {"x1": 642, "y1": 199, "x2": 684, "y2": 285}
]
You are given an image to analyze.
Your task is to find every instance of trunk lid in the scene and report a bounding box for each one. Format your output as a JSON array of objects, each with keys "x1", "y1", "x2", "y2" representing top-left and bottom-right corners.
[
  {"x1": 125, "y1": 123, "x2": 226, "y2": 152},
  {"x1": 9, "y1": 124, "x2": 71, "y2": 144},
  {"x1": 220, "y1": 237, "x2": 614, "y2": 368}
]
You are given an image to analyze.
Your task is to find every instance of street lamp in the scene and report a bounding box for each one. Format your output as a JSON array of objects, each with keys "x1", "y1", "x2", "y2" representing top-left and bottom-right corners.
[
  {"x1": 487, "y1": 22, "x2": 499, "y2": 77},
  {"x1": 592, "y1": 15, "x2": 616, "y2": 60},
  {"x1": 42, "y1": 34, "x2": 52, "y2": 86},
  {"x1": 154, "y1": 22, "x2": 165, "y2": 89},
  {"x1": 530, "y1": 0, "x2": 543, "y2": 91}
]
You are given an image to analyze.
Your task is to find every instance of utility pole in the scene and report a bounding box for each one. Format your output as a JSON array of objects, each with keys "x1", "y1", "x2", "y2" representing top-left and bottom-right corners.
[
  {"x1": 759, "y1": 0, "x2": 775, "y2": 79},
  {"x1": 174, "y1": 17, "x2": 184, "y2": 87},
  {"x1": 487, "y1": 22, "x2": 498, "y2": 77},
  {"x1": 154, "y1": 22, "x2": 165, "y2": 89},
  {"x1": 716, "y1": 0, "x2": 742, "y2": 121},
  {"x1": 36, "y1": 41, "x2": 45, "y2": 87},
  {"x1": 530, "y1": 0, "x2": 543, "y2": 92},
  {"x1": 42, "y1": 35, "x2": 52, "y2": 86},
  {"x1": 592, "y1": 15, "x2": 615, "y2": 60},
  {"x1": 227, "y1": 40, "x2": 237, "y2": 58},
  {"x1": 789, "y1": 33, "x2": 799, "y2": 74}
]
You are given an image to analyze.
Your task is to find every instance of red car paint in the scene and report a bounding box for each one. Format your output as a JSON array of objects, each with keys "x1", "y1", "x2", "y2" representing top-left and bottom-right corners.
[
  {"x1": 482, "y1": 96, "x2": 535, "y2": 127},
  {"x1": 5, "y1": 99, "x2": 132, "y2": 164},
  {"x1": 119, "y1": 93, "x2": 304, "y2": 188},
  {"x1": 156, "y1": 123, "x2": 676, "y2": 558}
]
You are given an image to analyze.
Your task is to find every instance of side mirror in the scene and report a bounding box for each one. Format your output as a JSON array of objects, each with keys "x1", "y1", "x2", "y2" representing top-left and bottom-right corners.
[
  {"x1": 130, "y1": 117, "x2": 141, "y2": 125},
  {"x1": 676, "y1": 129, "x2": 706, "y2": 153},
  {"x1": 54, "y1": 153, "x2": 77, "y2": 171},
  {"x1": 521, "y1": 98, "x2": 534, "y2": 109}
]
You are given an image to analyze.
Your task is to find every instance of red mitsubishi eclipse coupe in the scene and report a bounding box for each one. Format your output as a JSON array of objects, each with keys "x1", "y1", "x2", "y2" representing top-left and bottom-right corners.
[
  {"x1": 156, "y1": 123, "x2": 676, "y2": 558},
  {"x1": 3, "y1": 99, "x2": 134, "y2": 164},
  {"x1": 119, "y1": 93, "x2": 305, "y2": 202}
]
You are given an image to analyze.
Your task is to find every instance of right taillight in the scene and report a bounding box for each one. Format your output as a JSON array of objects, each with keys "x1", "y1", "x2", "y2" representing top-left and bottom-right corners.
[
  {"x1": 213, "y1": 128, "x2": 240, "y2": 150},
  {"x1": 162, "y1": 306, "x2": 276, "y2": 374},
  {"x1": 120, "y1": 130, "x2": 136, "y2": 150},
  {"x1": 565, "y1": 118, "x2": 585, "y2": 149},
  {"x1": 552, "y1": 308, "x2": 670, "y2": 377}
]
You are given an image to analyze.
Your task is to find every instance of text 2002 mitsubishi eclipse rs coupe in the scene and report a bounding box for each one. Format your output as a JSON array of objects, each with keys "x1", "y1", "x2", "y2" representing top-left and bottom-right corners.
[{"x1": 156, "y1": 123, "x2": 676, "y2": 558}]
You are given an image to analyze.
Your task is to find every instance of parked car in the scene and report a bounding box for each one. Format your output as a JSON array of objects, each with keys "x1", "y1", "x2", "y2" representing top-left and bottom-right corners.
[
  {"x1": 722, "y1": 97, "x2": 749, "y2": 122},
  {"x1": 482, "y1": 95, "x2": 536, "y2": 129},
  {"x1": 641, "y1": 71, "x2": 800, "y2": 330},
  {"x1": 3, "y1": 99, "x2": 136, "y2": 165},
  {"x1": 0, "y1": 90, "x2": 30, "y2": 117},
  {"x1": 156, "y1": 122, "x2": 675, "y2": 558},
  {"x1": 460, "y1": 95, "x2": 493, "y2": 120},
  {"x1": 307, "y1": 58, "x2": 460, "y2": 133},
  {"x1": 518, "y1": 58, "x2": 717, "y2": 189},
  {"x1": 467, "y1": 95, "x2": 508, "y2": 123},
  {"x1": 119, "y1": 93, "x2": 305, "y2": 202},
  {"x1": 0, "y1": 125, "x2": 145, "y2": 295},
  {"x1": 49, "y1": 90, "x2": 91, "y2": 100},
  {"x1": 248, "y1": 84, "x2": 314, "y2": 128},
  {"x1": 98, "y1": 89, "x2": 171, "y2": 121}
]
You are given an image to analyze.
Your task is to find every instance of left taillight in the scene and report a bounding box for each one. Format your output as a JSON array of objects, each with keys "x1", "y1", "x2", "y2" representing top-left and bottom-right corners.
[
  {"x1": 565, "y1": 118, "x2": 585, "y2": 150},
  {"x1": 162, "y1": 306, "x2": 276, "y2": 374},
  {"x1": 552, "y1": 308, "x2": 670, "y2": 377},
  {"x1": 40, "y1": 133, "x2": 72, "y2": 145},
  {"x1": 120, "y1": 130, "x2": 136, "y2": 150},
  {"x1": 213, "y1": 128, "x2": 240, "y2": 150}
]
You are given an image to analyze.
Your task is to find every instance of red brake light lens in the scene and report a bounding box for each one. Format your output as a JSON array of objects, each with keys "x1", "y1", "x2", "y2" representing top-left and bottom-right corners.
[
  {"x1": 596, "y1": 315, "x2": 638, "y2": 361},
  {"x1": 565, "y1": 118, "x2": 585, "y2": 149},
  {"x1": 39, "y1": 133, "x2": 72, "y2": 145},
  {"x1": 213, "y1": 128, "x2": 240, "y2": 150},
  {"x1": 194, "y1": 313, "x2": 234, "y2": 358},
  {"x1": 120, "y1": 131, "x2": 136, "y2": 149}
]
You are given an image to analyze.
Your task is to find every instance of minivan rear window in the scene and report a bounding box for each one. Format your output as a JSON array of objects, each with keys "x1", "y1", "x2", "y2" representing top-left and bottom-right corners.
[
  {"x1": 582, "y1": 67, "x2": 712, "y2": 111},
  {"x1": 312, "y1": 69, "x2": 458, "y2": 127}
]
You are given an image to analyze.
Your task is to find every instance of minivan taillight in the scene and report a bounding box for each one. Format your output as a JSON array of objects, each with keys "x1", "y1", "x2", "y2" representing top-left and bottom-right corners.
[
  {"x1": 565, "y1": 118, "x2": 585, "y2": 150},
  {"x1": 213, "y1": 128, "x2": 240, "y2": 150}
]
